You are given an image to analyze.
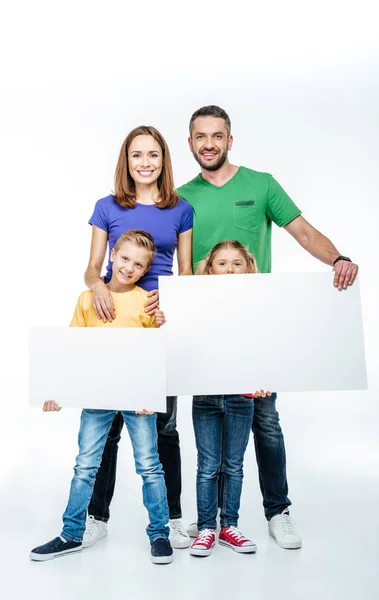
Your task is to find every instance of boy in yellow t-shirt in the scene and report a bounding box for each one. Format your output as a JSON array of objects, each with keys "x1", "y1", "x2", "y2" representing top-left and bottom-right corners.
[{"x1": 30, "y1": 230, "x2": 173, "y2": 565}]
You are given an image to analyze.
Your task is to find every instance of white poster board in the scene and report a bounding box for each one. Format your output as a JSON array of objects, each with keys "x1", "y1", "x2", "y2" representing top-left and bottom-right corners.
[
  {"x1": 29, "y1": 327, "x2": 167, "y2": 411},
  {"x1": 159, "y1": 273, "x2": 367, "y2": 395}
]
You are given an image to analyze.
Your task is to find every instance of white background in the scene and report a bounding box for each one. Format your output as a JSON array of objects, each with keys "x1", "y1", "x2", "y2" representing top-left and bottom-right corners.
[{"x1": 0, "y1": 1, "x2": 378, "y2": 599}]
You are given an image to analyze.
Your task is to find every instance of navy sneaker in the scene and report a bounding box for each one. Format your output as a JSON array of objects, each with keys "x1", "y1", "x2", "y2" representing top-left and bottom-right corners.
[
  {"x1": 30, "y1": 536, "x2": 82, "y2": 561},
  {"x1": 150, "y1": 537, "x2": 173, "y2": 564}
]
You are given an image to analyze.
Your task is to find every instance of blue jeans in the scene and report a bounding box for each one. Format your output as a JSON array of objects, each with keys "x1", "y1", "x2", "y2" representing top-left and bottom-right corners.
[
  {"x1": 61, "y1": 410, "x2": 169, "y2": 542},
  {"x1": 213, "y1": 393, "x2": 291, "y2": 521},
  {"x1": 88, "y1": 397, "x2": 181, "y2": 521},
  {"x1": 252, "y1": 393, "x2": 291, "y2": 519},
  {"x1": 192, "y1": 395, "x2": 254, "y2": 530}
]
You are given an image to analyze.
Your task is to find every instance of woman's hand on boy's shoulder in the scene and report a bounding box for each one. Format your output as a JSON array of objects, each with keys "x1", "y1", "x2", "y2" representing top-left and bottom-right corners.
[
  {"x1": 155, "y1": 310, "x2": 166, "y2": 328},
  {"x1": 42, "y1": 400, "x2": 61, "y2": 412},
  {"x1": 144, "y1": 289, "x2": 159, "y2": 315},
  {"x1": 92, "y1": 282, "x2": 115, "y2": 322}
]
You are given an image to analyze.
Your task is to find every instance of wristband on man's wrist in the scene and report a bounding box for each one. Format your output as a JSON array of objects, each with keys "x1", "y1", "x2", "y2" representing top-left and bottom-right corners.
[{"x1": 333, "y1": 255, "x2": 352, "y2": 266}]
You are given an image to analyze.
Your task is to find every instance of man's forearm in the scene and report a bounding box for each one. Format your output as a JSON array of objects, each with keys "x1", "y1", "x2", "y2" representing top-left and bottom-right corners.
[
  {"x1": 284, "y1": 215, "x2": 358, "y2": 289},
  {"x1": 302, "y1": 228, "x2": 340, "y2": 266},
  {"x1": 284, "y1": 216, "x2": 340, "y2": 266}
]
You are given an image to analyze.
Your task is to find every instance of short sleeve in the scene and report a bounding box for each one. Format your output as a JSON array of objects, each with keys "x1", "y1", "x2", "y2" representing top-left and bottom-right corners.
[
  {"x1": 70, "y1": 295, "x2": 86, "y2": 327},
  {"x1": 140, "y1": 312, "x2": 156, "y2": 328},
  {"x1": 266, "y1": 176, "x2": 302, "y2": 227},
  {"x1": 178, "y1": 199, "x2": 193, "y2": 234},
  {"x1": 88, "y1": 198, "x2": 110, "y2": 233}
]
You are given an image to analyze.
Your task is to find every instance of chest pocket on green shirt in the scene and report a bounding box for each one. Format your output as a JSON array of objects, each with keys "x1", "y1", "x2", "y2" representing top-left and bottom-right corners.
[{"x1": 233, "y1": 201, "x2": 257, "y2": 231}]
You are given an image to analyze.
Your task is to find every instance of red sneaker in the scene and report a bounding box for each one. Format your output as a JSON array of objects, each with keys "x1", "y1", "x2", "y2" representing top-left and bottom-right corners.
[
  {"x1": 219, "y1": 526, "x2": 257, "y2": 553},
  {"x1": 189, "y1": 529, "x2": 216, "y2": 557}
]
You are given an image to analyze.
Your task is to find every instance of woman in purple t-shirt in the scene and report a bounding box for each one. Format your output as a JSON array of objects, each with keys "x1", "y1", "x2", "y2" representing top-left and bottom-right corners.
[{"x1": 83, "y1": 126, "x2": 193, "y2": 550}]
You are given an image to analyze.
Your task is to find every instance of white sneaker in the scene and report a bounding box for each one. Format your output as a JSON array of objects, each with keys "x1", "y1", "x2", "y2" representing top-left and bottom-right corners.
[
  {"x1": 82, "y1": 516, "x2": 108, "y2": 548},
  {"x1": 187, "y1": 516, "x2": 220, "y2": 538},
  {"x1": 268, "y1": 509, "x2": 302, "y2": 549},
  {"x1": 168, "y1": 519, "x2": 191, "y2": 549}
]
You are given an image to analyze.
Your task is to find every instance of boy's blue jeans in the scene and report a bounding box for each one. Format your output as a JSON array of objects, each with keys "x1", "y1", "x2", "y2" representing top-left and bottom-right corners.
[
  {"x1": 61, "y1": 410, "x2": 169, "y2": 543},
  {"x1": 192, "y1": 395, "x2": 254, "y2": 530}
]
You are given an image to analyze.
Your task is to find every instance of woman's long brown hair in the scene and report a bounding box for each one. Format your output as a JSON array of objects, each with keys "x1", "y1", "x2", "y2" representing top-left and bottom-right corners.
[{"x1": 114, "y1": 125, "x2": 179, "y2": 209}]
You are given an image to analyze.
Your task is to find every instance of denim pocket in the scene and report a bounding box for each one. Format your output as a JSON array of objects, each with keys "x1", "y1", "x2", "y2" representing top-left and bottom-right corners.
[{"x1": 233, "y1": 200, "x2": 256, "y2": 231}]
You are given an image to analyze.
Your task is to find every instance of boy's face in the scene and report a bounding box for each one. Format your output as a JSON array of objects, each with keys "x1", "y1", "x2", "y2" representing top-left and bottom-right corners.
[{"x1": 110, "y1": 241, "x2": 151, "y2": 288}]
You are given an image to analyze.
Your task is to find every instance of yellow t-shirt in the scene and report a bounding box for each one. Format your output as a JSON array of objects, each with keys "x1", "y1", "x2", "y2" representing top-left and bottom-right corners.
[{"x1": 70, "y1": 286, "x2": 155, "y2": 328}]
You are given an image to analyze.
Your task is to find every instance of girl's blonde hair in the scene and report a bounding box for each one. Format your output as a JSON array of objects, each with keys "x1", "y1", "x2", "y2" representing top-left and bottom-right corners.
[{"x1": 196, "y1": 240, "x2": 259, "y2": 275}]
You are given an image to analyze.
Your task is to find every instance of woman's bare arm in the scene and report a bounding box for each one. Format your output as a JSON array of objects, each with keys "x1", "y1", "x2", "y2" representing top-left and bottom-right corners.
[
  {"x1": 177, "y1": 228, "x2": 193, "y2": 275},
  {"x1": 84, "y1": 226, "x2": 115, "y2": 321}
]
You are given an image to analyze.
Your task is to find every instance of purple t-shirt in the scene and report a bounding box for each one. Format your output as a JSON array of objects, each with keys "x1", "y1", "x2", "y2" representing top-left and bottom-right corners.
[{"x1": 89, "y1": 195, "x2": 193, "y2": 291}]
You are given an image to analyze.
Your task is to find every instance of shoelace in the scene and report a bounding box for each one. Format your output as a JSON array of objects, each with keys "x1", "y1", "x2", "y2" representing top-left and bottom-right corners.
[
  {"x1": 277, "y1": 511, "x2": 295, "y2": 534},
  {"x1": 195, "y1": 529, "x2": 214, "y2": 544},
  {"x1": 224, "y1": 526, "x2": 248, "y2": 542},
  {"x1": 169, "y1": 520, "x2": 187, "y2": 537}
]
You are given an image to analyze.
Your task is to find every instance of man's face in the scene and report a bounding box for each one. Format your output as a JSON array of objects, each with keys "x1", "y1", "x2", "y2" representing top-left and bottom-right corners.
[{"x1": 189, "y1": 116, "x2": 233, "y2": 172}]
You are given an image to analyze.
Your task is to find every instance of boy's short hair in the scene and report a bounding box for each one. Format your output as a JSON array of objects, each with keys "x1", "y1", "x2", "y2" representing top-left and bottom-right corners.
[{"x1": 113, "y1": 229, "x2": 157, "y2": 267}]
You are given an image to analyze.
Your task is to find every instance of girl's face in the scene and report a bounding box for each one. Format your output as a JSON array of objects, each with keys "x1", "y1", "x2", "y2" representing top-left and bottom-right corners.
[
  {"x1": 128, "y1": 134, "x2": 163, "y2": 186},
  {"x1": 209, "y1": 248, "x2": 249, "y2": 274}
]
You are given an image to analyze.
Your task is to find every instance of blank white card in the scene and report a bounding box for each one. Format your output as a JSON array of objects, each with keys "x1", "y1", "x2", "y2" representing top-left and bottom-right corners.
[
  {"x1": 29, "y1": 327, "x2": 167, "y2": 410},
  {"x1": 29, "y1": 273, "x2": 367, "y2": 409},
  {"x1": 159, "y1": 272, "x2": 367, "y2": 395}
]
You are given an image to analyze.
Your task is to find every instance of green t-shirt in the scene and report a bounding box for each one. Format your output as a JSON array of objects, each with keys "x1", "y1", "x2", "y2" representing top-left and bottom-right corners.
[{"x1": 177, "y1": 166, "x2": 301, "y2": 273}]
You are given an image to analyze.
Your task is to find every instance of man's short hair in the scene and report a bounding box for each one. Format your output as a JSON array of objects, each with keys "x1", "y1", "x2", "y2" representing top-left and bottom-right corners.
[{"x1": 189, "y1": 105, "x2": 231, "y2": 137}]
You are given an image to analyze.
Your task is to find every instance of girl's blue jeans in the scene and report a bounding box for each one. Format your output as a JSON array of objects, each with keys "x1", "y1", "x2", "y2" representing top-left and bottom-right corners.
[{"x1": 192, "y1": 394, "x2": 254, "y2": 531}]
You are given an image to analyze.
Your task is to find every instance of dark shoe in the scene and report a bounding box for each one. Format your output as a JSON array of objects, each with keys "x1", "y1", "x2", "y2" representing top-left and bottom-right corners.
[
  {"x1": 30, "y1": 536, "x2": 82, "y2": 561},
  {"x1": 150, "y1": 537, "x2": 173, "y2": 564}
]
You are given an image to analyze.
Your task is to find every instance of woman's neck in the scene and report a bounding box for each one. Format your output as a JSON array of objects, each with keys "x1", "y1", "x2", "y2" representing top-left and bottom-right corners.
[{"x1": 135, "y1": 182, "x2": 159, "y2": 205}]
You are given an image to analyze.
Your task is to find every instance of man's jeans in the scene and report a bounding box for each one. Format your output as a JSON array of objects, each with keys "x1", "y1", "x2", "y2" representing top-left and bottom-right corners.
[
  {"x1": 252, "y1": 393, "x2": 291, "y2": 519},
  {"x1": 215, "y1": 393, "x2": 291, "y2": 520},
  {"x1": 61, "y1": 409, "x2": 169, "y2": 542},
  {"x1": 193, "y1": 395, "x2": 254, "y2": 530},
  {"x1": 88, "y1": 397, "x2": 181, "y2": 522}
]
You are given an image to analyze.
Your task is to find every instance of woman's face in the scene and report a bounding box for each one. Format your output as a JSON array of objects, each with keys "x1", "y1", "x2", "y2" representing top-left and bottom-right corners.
[
  {"x1": 128, "y1": 135, "x2": 163, "y2": 186},
  {"x1": 209, "y1": 248, "x2": 249, "y2": 274}
]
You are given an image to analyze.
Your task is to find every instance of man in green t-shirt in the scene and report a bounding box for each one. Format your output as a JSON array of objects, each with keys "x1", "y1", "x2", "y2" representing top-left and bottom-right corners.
[{"x1": 177, "y1": 105, "x2": 359, "y2": 550}]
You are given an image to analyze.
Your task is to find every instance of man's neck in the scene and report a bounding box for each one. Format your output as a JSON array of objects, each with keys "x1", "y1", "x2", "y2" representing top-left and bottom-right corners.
[{"x1": 200, "y1": 162, "x2": 239, "y2": 187}]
